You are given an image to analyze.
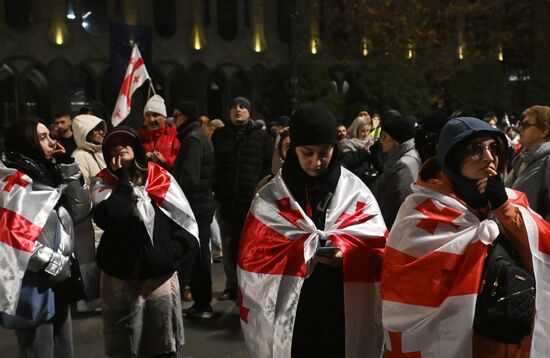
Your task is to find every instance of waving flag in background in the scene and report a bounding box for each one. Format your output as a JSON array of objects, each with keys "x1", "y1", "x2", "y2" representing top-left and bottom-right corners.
[
  {"x1": 0, "y1": 161, "x2": 61, "y2": 315},
  {"x1": 381, "y1": 185, "x2": 550, "y2": 357},
  {"x1": 91, "y1": 162, "x2": 198, "y2": 243},
  {"x1": 237, "y1": 168, "x2": 387, "y2": 358},
  {"x1": 111, "y1": 44, "x2": 152, "y2": 127}
]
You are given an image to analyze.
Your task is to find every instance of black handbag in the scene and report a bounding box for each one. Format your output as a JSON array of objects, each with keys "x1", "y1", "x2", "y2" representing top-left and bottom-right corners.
[
  {"x1": 54, "y1": 256, "x2": 85, "y2": 303},
  {"x1": 473, "y1": 235, "x2": 535, "y2": 344}
]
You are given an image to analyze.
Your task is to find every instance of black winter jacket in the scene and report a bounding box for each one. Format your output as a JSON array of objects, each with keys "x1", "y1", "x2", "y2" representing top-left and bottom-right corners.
[
  {"x1": 94, "y1": 180, "x2": 198, "y2": 280},
  {"x1": 173, "y1": 121, "x2": 216, "y2": 218},
  {"x1": 211, "y1": 121, "x2": 273, "y2": 205}
]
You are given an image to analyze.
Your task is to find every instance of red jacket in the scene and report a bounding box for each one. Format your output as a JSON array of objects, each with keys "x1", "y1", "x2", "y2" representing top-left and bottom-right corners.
[{"x1": 138, "y1": 124, "x2": 180, "y2": 170}]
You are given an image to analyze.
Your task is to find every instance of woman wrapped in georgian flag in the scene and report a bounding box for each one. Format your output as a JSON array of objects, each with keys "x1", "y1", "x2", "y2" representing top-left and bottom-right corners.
[
  {"x1": 238, "y1": 103, "x2": 388, "y2": 358},
  {"x1": 91, "y1": 126, "x2": 198, "y2": 358},
  {"x1": 381, "y1": 117, "x2": 550, "y2": 357}
]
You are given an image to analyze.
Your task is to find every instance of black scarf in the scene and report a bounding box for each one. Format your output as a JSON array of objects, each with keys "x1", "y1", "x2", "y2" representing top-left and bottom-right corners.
[{"x1": 2, "y1": 151, "x2": 61, "y2": 188}]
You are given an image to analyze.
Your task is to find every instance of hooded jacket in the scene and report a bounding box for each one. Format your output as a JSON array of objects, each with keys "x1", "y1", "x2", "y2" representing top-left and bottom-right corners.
[
  {"x1": 437, "y1": 117, "x2": 508, "y2": 209},
  {"x1": 71, "y1": 115, "x2": 107, "y2": 186}
]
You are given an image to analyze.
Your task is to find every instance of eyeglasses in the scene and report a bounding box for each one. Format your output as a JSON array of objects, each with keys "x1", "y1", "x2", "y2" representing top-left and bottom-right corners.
[
  {"x1": 145, "y1": 112, "x2": 163, "y2": 118},
  {"x1": 466, "y1": 142, "x2": 499, "y2": 158},
  {"x1": 518, "y1": 120, "x2": 537, "y2": 129}
]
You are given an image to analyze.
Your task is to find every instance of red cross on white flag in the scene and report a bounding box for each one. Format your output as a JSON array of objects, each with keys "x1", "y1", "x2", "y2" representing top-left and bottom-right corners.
[
  {"x1": 111, "y1": 45, "x2": 152, "y2": 127},
  {"x1": 0, "y1": 161, "x2": 61, "y2": 315}
]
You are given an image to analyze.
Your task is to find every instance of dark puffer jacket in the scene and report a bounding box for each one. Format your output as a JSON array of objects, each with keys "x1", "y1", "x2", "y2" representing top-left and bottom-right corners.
[
  {"x1": 173, "y1": 121, "x2": 216, "y2": 218},
  {"x1": 211, "y1": 121, "x2": 273, "y2": 205}
]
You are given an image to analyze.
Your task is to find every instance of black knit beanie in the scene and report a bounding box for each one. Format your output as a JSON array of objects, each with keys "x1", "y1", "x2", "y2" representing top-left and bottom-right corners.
[
  {"x1": 381, "y1": 116, "x2": 417, "y2": 143},
  {"x1": 290, "y1": 103, "x2": 338, "y2": 147},
  {"x1": 174, "y1": 101, "x2": 199, "y2": 123},
  {"x1": 231, "y1": 96, "x2": 251, "y2": 113}
]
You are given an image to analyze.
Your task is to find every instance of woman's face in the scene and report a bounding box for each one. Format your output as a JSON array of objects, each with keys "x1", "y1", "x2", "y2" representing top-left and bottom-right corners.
[
  {"x1": 358, "y1": 123, "x2": 371, "y2": 140},
  {"x1": 37, "y1": 123, "x2": 57, "y2": 158},
  {"x1": 459, "y1": 135, "x2": 499, "y2": 180},
  {"x1": 518, "y1": 114, "x2": 548, "y2": 150},
  {"x1": 88, "y1": 122, "x2": 106, "y2": 144},
  {"x1": 295, "y1": 144, "x2": 334, "y2": 177},
  {"x1": 108, "y1": 137, "x2": 135, "y2": 168}
]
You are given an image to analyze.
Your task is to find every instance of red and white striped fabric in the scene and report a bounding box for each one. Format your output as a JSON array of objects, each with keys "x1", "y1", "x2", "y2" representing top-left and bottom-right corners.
[
  {"x1": 0, "y1": 161, "x2": 61, "y2": 315},
  {"x1": 238, "y1": 167, "x2": 387, "y2": 358},
  {"x1": 91, "y1": 162, "x2": 198, "y2": 242},
  {"x1": 111, "y1": 45, "x2": 151, "y2": 127},
  {"x1": 381, "y1": 185, "x2": 550, "y2": 357}
]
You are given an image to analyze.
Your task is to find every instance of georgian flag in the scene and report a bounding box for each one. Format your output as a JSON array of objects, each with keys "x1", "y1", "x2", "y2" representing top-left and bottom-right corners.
[
  {"x1": 91, "y1": 162, "x2": 198, "y2": 243},
  {"x1": 238, "y1": 168, "x2": 387, "y2": 358},
  {"x1": 381, "y1": 185, "x2": 550, "y2": 357},
  {"x1": 0, "y1": 161, "x2": 61, "y2": 315},
  {"x1": 111, "y1": 45, "x2": 152, "y2": 127}
]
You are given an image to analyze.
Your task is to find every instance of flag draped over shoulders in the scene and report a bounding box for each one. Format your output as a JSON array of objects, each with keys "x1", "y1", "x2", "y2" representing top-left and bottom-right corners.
[
  {"x1": 0, "y1": 161, "x2": 61, "y2": 315},
  {"x1": 91, "y1": 162, "x2": 198, "y2": 243},
  {"x1": 381, "y1": 185, "x2": 550, "y2": 358},
  {"x1": 238, "y1": 167, "x2": 387, "y2": 358}
]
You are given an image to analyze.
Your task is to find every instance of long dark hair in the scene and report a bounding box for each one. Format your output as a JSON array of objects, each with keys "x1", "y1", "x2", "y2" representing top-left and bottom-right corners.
[{"x1": 3, "y1": 118, "x2": 62, "y2": 186}]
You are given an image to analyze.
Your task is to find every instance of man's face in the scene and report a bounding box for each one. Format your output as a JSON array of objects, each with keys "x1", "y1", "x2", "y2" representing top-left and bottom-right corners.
[
  {"x1": 54, "y1": 116, "x2": 72, "y2": 134},
  {"x1": 230, "y1": 104, "x2": 250, "y2": 125},
  {"x1": 144, "y1": 112, "x2": 166, "y2": 131},
  {"x1": 336, "y1": 125, "x2": 348, "y2": 140}
]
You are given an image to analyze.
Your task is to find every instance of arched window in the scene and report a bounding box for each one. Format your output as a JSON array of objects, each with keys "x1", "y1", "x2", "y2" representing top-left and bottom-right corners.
[
  {"x1": 277, "y1": 0, "x2": 293, "y2": 44},
  {"x1": 4, "y1": 0, "x2": 32, "y2": 30},
  {"x1": 153, "y1": 0, "x2": 176, "y2": 38},
  {"x1": 217, "y1": 0, "x2": 238, "y2": 41}
]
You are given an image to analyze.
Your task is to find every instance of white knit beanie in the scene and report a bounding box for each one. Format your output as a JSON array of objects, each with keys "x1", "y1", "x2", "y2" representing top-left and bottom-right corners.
[{"x1": 143, "y1": 95, "x2": 167, "y2": 117}]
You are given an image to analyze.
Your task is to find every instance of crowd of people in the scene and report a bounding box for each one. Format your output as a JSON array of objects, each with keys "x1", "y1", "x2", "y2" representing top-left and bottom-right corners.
[{"x1": 0, "y1": 95, "x2": 549, "y2": 357}]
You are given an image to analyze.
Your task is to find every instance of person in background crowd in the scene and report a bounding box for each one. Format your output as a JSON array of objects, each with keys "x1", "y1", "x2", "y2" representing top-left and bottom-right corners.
[
  {"x1": 382, "y1": 116, "x2": 549, "y2": 357},
  {"x1": 48, "y1": 122, "x2": 60, "y2": 140},
  {"x1": 199, "y1": 115, "x2": 212, "y2": 138},
  {"x1": 336, "y1": 122, "x2": 348, "y2": 140},
  {"x1": 483, "y1": 111, "x2": 499, "y2": 128},
  {"x1": 271, "y1": 115, "x2": 291, "y2": 174},
  {"x1": 505, "y1": 105, "x2": 550, "y2": 221},
  {"x1": 54, "y1": 114, "x2": 77, "y2": 160},
  {"x1": 209, "y1": 119, "x2": 225, "y2": 136},
  {"x1": 92, "y1": 126, "x2": 198, "y2": 358},
  {"x1": 172, "y1": 101, "x2": 217, "y2": 319},
  {"x1": 256, "y1": 127, "x2": 290, "y2": 193},
  {"x1": 211, "y1": 96, "x2": 272, "y2": 301},
  {"x1": 1, "y1": 119, "x2": 91, "y2": 358},
  {"x1": 138, "y1": 95, "x2": 180, "y2": 170},
  {"x1": 414, "y1": 110, "x2": 450, "y2": 163},
  {"x1": 71, "y1": 114, "x2": 107, "y2": 313},
  {"x1": 340, "y1": 116, "x2": 374, "y2": 153},
  {"x1": 238, "y1": 103, "x2": 386, "y2": 357},
  {"x1": 370, "y1": 113, "x2": 382, "y2": 140},
  {"x1": 373, "y1": 112, "x2": 421, "y2": 228}
]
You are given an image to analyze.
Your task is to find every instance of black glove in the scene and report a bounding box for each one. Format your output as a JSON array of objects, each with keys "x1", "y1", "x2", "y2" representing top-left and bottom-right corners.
[
  {"x1": 368, "y1": 141, "x2": 384, "y2": 174},
  {"x1": 54, "y1": 154, "x2": 75, "y2": 164},
  {"x1": 485, "y1": 174, "x2": 508, "y2": 209},
  {"x1": 113, "y1": 168, "x2": 132, "y2": 188}
]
